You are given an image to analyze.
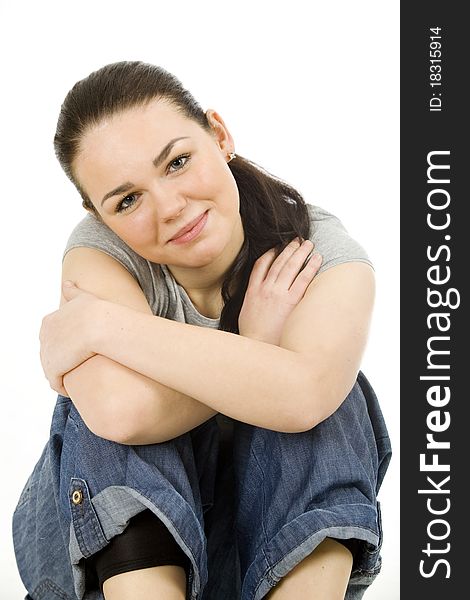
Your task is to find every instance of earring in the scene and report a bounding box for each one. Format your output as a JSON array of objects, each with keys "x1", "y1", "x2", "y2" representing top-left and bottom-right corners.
[{"x1": 227, "y1": 152, "x2": 236, "y2": 162}]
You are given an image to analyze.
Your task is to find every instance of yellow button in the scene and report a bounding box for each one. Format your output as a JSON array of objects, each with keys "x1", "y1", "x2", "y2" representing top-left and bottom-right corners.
[{"x1": 72, "y1": 490, "x2": 83, "y2": 505}]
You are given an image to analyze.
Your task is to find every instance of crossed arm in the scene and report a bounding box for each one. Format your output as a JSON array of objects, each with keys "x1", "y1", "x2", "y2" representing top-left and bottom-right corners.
[{"x1": 40, "y1": 245, "x2": 375, "y2": 444}]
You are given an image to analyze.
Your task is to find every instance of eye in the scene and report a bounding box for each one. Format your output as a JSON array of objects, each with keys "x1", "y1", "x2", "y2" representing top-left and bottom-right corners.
[
  {"x1": 115, "y1": 193, "x2": 139, "y2": 214},
  {"x1": 167, "y1": 154, "x2": 191, "y2": 173}
]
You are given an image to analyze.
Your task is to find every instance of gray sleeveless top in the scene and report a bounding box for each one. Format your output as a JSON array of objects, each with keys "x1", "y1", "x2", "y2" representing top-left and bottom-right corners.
[{"x1": 63, "y1": 203, "x2": 372, "y2": 330}]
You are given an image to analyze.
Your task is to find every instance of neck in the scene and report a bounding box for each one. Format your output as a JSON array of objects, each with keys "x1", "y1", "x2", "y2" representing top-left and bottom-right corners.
[{"x1": 167, "y1": 217, "x2": 244, "y2": 318}]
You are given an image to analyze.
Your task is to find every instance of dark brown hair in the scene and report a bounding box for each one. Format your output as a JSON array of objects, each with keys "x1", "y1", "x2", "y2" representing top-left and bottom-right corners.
[{"x1": 54, "y1": 61, "x2": 311, "y2": 334}]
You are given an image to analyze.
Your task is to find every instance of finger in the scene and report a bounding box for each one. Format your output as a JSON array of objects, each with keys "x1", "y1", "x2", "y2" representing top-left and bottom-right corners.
[
  {"x1": 263, "y1": 238, "x2": 303, "y2": 283},
  {"x1": 274, "y1": 240, "x2": 315, "y2": 287},
  {"x1": 248, "y1": 248, "x2": 278, "y2": 288},
  {"x1": 288, "y1": 252, "x2": 323, "y2": 300},
  {"x1": 298, "y1": 247, "x2": 316, "y2": 273}
]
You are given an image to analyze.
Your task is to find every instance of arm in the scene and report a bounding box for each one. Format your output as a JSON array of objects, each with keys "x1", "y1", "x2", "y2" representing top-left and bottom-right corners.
[
  {"x1": 75, "y1": 261, "x2": 375, "y2": 432},
  {"x1": 43, "y1": 238, "x2": 321, "y2": 441},
  {"x1": 61, "y1": 247, "x2": 217, "y2": 443}
]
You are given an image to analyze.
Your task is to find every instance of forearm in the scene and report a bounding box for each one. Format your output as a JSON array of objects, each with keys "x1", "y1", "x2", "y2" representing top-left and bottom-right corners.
[
  {"x1": 64, "y1": 354, "x2": 218, "y2": 444},
  {"x1": 92, "y1": 302, "x2": 316, "y2": 433}
]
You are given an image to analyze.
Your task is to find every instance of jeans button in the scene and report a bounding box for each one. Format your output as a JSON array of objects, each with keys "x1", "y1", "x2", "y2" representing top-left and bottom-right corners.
[{"x1": 71, "y1": 490, "x2": 83, "y2": 505}]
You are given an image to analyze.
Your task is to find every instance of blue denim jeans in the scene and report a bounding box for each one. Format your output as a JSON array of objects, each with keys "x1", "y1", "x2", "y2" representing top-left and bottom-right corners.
[{"x1": 13, "y1": 371, "x2": 391, "y2": 600}]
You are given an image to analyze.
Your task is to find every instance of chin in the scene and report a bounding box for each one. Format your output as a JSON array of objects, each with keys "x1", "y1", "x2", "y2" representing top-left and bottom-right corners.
[{"x1": 186, "y1": 238, "x2": 229, "y2": 266}]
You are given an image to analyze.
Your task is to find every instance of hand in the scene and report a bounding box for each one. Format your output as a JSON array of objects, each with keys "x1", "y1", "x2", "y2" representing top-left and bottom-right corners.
[
  {"x1": 238, "y1": 238, "x2": 322, "y2": 345},
  {"x1": 39, "y1": 281, "x2": 102, "y2": 396}
]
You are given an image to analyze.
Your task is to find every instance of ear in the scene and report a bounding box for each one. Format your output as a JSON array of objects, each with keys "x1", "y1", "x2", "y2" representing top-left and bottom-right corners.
[{"x1": 205, "y1": 109, "x2": 235, "y2": 159}]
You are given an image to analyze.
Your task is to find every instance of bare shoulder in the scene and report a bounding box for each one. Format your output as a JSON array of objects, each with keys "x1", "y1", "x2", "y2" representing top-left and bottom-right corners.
[
  {"x1": 304, "y1": 261, "x2": 375, "y2": 314},
  {"x1": 61, "y1": 246, "x2": 152, "y2": 313}
]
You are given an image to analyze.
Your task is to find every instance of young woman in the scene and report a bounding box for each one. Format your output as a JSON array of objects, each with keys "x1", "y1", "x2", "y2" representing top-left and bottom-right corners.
[{"x1": 13, "y1": 61, "x2": 391, "y2": 600}]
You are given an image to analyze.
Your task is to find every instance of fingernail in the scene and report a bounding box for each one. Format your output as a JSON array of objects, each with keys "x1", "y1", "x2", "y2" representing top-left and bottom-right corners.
[{"x1": 63, "y1": 280, "x2": 74, "y2": 287}]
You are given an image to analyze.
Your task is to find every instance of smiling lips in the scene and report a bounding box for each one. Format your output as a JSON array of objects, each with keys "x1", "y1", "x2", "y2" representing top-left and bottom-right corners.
[{"x1": 169, "y1": 210, "x2": 209, "y2": 244}]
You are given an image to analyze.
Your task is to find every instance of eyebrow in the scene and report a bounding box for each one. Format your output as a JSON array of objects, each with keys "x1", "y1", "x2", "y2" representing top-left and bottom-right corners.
[{"x1": 100, "y1": 136, "x2": 190, "y2": 206}]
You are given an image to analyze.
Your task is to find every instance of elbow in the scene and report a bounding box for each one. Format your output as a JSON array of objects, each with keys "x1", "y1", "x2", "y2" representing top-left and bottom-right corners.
[
  {"x1": 68, "y1": 388, "x2": 159, "y2": 445},
  {"x1": 63, "y1": 357, "x2": 162, "y2": 444},
  {"x1": 95, "y1": 395, "x2": 159, "y2": 445},
  {"x1": 91, "y1": 412, "x2": 140, "y2": 445},
  {"x1": 296, "y1": 366, "x2": 358, "y2": 432},
  {"x1": 296, "y1": 397, "x2": 338, "y2": 434},
  {"x1": 70, "y1": 393, "x2": 140, "y2": 445}
]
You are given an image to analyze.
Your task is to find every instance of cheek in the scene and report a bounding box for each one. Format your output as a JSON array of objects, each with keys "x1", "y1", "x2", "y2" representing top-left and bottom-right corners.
[
  {"x1": 116, "y1": 210, "x2": 156, "y2": 247},
  {"x1": 192, "y1": 159, "x2": 237, "y2": 202}
]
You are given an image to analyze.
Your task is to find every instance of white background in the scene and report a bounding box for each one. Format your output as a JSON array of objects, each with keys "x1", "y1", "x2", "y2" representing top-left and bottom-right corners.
[{"x1": 0, "y1": 1, "x2": 399, "y2": 598}]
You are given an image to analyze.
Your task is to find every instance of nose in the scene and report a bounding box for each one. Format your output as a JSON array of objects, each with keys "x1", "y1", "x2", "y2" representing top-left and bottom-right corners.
[{"x1": 149, "y1": 186, "x2": 188, "y2": 223}]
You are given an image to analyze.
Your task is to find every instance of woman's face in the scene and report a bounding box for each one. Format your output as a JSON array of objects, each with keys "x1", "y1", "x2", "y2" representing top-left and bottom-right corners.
[{"x1": 73, "y1": 99, "x2": 244, "y2": 274}]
